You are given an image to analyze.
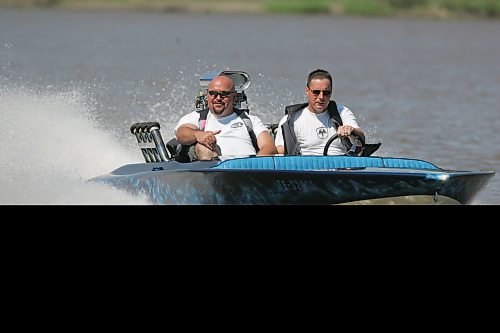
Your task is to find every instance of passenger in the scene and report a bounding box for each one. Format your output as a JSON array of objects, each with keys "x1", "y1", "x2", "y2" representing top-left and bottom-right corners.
[
  {"x1": 275, "y1": 69, "x2": 366, "y2": 156},
  {"x1": 174, "y1": 75, "x2": 277, "y2": 161}
]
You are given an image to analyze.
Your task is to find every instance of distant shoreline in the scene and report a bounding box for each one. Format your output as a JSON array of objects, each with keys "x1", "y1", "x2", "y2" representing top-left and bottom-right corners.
[{"x1": 1, "y1": 0, "x2": 499, "y2": 20}]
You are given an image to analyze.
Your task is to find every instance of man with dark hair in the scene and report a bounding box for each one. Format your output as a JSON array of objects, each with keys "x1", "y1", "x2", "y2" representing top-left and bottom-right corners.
[{"x1": 275, "y1": 69, "x2": 365, "y2": 156}]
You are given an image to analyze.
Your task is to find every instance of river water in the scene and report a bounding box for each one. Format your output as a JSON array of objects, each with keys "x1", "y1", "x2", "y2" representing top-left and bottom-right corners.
[{"x1": 1, "y1": 8, "x2": 498, "y2": 204}]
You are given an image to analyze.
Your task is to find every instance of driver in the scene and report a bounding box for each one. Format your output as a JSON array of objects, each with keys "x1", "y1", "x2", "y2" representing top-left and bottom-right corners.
[{"x1": 274, "y1": 69, "x2": 365, "y2": 155}]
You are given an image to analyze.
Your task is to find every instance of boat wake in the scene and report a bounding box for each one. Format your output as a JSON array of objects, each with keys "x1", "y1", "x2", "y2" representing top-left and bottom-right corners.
[{"x1": 0, "y1": 86, "x2": 150, "y2": 205}]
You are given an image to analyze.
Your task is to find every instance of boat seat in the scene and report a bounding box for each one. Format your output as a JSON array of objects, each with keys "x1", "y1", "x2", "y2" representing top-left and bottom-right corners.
[{"x1": 212, "y1": 156, "x2": 439, "y2": 171}]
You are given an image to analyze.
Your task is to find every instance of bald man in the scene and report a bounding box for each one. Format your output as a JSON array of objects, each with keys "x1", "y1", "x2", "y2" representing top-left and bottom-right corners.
[{"x1": 174, "y1": 75, "x2": 277, "y2": 161}]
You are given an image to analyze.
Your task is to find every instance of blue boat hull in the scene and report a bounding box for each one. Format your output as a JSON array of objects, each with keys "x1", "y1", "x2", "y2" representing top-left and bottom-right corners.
[{"x1": 90, "y1": 156, "x2": 494, "y2": 205}]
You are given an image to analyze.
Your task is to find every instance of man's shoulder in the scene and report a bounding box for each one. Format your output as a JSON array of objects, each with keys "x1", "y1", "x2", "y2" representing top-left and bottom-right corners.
[
  {"x1": 277, "y1": 113, "x2": 288, "y2": 125},
  {"x1": 335, "y1": 102, "x2": 346, "y2": 110},
  {"x1": 244, "y1": 113, "x2": 256, "y2": 121},
  {"x1": 245, "y1": 114, "x2": 269, "y2": 132},
  {"x1": 177, "y1": 110, "x2": 200, "y2": 123},
  {"x1": 337, "y1": 103, "x2": 354, "y2": 115},
  {"x1": 285, "y1": 102, "x2": 308, "y2": 115}
]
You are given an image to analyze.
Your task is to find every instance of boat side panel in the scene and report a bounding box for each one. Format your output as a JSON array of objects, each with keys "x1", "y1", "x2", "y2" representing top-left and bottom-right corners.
[{"x1": 92, "y1": 169, "x2": 471, "y2": 204}]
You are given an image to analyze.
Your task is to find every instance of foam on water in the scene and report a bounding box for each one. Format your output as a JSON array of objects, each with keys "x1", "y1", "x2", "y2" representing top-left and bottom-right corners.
[{"x1": 0, "y1": 85, "x2": 150, "y2": 204}]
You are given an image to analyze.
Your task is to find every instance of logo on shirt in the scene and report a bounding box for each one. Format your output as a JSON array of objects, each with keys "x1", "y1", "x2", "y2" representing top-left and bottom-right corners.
[
  {"x1": 317, "y1": 127, "x2": 328, "y2": 139},
  {"x1": 231, "y1": 122, "x2": 244, "y2": 128}
]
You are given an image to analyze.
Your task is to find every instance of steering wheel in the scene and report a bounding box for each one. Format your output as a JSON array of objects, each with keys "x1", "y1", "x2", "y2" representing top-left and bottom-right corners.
[{"x1": 323, "y1": 134, "x2": 364, "y2": 156}]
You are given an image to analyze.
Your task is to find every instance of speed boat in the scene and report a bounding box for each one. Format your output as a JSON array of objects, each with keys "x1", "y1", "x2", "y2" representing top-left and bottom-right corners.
[{"x1": 89, "y1": 71, "x2": 494, "y2": 204}]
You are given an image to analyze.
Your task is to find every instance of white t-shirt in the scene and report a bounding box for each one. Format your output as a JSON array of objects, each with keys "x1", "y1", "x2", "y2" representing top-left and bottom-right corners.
[
  {"x1": 174, "y1": 110, "x2": 269, "y2": 156},
  {"x1": 274, "y1": 105, "x2": 359, "y2": 155}
]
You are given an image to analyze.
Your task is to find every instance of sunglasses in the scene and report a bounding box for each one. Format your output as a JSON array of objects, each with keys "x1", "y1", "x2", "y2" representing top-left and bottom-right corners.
[
  {"x1": 309, "y1": 89, "x2": 332, "y2": 96},
  {"x1": 208, "y1": 90, "x2": 234, "y2": 98}
]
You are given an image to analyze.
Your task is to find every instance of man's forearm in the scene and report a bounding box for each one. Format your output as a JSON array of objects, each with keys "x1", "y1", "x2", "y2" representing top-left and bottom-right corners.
[
  {"x1": 257, "y1": 144, "x2": 278, "y2": 156},
  {"x1": 176, "y1": 127, "x2": 198, "y2": 145}
]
